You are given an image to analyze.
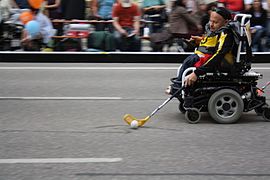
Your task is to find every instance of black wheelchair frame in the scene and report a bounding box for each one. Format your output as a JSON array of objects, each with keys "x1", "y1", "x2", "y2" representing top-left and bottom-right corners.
[{"x1": 170, "y1": 14, "x2": 270, "y2": 124}]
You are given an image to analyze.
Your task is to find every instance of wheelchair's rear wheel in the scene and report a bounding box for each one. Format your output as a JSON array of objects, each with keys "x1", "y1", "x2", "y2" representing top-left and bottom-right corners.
[{"x1": 208, "y1": 89, "x2": 244, "y2": 124}]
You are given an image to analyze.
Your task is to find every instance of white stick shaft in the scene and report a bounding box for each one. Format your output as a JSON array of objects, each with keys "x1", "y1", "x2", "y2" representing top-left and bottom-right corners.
[
  {"x1": 149, "y1": 87, "x2": 183, "y2": 118},
  {"x1": 149, "y1": 97, "x2": 171, "y2": 117}
]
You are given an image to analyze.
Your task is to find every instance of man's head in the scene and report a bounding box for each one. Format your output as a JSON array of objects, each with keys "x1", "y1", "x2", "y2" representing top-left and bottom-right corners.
[
  {"x1": 209, "y1": 7, "x2": 231, "y2": 32},
  {"x1": 121, "y1": 0, "x2": 132, "y2": 8}
]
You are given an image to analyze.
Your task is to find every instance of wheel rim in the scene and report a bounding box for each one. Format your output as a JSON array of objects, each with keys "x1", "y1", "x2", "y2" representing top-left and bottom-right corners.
[
  {"x1": 188, "y1": 110, "x2": 199, "y2": 121},
  {"x1": 215, "y1": 95, "x2": 238, "y2": 119},
  {"x1": 185, "y1": 108, "x2": 201, "y2": 124}
]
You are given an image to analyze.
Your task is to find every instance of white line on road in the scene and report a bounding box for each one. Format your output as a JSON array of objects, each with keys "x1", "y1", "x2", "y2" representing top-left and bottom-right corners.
[
  {"x1": 0, "y1": 158, "x2": 122, "y2": 164},
  {"x1": 0, "y1": 97, "x2": 122, "y2": 100},
  {"x1": 0, "y1": 67, "x2": 269, "y2": 70}
]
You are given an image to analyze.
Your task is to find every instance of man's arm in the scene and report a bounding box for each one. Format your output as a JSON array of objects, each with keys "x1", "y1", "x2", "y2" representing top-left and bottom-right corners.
[
  {"x1": 112, "y1": 5, "x2": 128, "y2": 36},
  {"x1": 132, "y1": 16, "x2": 140, "y2": 35},
  {"x1": 185, "y1": 30, "x2": 234, "y2": 86},
  {"x1": 112, "y1": 17, "x2": 128, "y2": 36}
]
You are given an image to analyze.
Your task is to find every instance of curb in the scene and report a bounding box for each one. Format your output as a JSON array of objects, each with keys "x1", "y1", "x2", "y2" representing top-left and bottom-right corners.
[{"x1": 0, "y1": 52, "x2": 269, "y2": 63}]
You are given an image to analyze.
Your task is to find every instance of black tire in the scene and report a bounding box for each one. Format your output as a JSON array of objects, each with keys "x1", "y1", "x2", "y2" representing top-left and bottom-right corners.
[
  {"x1": 255, "y1": 107, "x2": 263, "y2": 116},
  {"x1": 185, "y1": 108, "x2": 201, "y2": 124},
  {"x1": 208, "y1": 89, "x2": 244, "y2": 124},
  {"x1": 262, "y1": 107, "x2": 270, "y2": 121},
  {"x1": 179, "y1": 102, "x2": 186, "y2": 114}
]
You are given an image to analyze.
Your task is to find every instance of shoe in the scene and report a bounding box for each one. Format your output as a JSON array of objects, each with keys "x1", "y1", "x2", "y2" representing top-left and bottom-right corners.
[{"x1": 165, "y1": 85, "x2": 172, "y2": 95}]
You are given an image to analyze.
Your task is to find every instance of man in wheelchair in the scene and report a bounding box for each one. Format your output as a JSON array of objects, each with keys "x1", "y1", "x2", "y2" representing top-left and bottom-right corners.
[{"x1": 166, "y1": 7, "x2": 270, "y2": 124}]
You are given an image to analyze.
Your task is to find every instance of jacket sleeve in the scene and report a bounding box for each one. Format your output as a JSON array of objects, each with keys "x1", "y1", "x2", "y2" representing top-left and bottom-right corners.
[{"x1": 194, "y1": 30, "x2": 234, "y2": 76}]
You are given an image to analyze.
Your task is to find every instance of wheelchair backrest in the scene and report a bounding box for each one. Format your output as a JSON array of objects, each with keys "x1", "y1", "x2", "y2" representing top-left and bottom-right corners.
[
  {"x1": 233, "y1": 14, "x2": 252, "y2": 63},
  {"x1": 222, "y1": 14, "x2": 253, "y2": 75}
]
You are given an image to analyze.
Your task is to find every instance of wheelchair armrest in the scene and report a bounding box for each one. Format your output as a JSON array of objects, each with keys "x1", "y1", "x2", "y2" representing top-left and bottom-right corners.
[{"x1": 170, "y1": 77, "x2": 181, "y2": 84}]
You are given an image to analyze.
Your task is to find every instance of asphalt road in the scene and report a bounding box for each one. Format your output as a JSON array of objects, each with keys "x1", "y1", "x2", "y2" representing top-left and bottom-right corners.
[{"x1": 0, "y1": 63, "x2": 270, "y2": 180}]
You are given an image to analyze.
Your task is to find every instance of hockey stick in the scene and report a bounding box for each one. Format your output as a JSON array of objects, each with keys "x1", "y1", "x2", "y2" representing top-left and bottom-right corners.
[{"x1": 123, "y1": 86, "x2": 184, "y2": 127}]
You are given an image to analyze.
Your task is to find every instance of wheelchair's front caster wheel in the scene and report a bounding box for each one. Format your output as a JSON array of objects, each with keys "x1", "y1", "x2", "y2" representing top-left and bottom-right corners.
[
  {"x1": 185, "y1": 108, "x2": 201, "y2": 124},
  {"x1": 179, "y1": 102, "x2": 186, "y2": 114},
  {"x1": 262, "y1": 107, "x2": 270, "y2": 121}
]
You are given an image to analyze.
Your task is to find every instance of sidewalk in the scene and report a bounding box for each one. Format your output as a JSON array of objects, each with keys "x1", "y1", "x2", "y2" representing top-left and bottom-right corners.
[{"x1": 141, "y1": 39, "x2": 181, "y2": 52}]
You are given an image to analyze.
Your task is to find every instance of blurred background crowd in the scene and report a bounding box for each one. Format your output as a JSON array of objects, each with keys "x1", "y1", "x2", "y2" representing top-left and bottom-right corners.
[{"x1": 1, "y1": 0, "x2": 270, "y2": 52}]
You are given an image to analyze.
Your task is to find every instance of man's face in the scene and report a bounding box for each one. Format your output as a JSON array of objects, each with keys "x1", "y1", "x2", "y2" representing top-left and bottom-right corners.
[
  {"x1": 121, "y1": 0, "x2": 131, "y2": 7},
  {"x1": 122, "y1": 0, "x2": 130, "y2": 3},
  {"x1": 209, "y1": 11, "x2": 227, "y2": 32}
]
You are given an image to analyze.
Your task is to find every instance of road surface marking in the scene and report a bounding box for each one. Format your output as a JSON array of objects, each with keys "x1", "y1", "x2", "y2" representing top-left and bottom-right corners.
[
  {"x1": 0, "y1": 97, "x2": 122, "y2": 100},
  {"x1": 0, "y1": 158, "x2": 122, "y2": 164}
]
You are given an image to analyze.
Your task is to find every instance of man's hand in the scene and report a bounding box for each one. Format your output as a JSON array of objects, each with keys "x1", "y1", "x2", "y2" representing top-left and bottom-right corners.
[
  {"x1": 184, "y1": 72, "x2": 198, "y2": 87},
  {"x1": 132, "y1": 29, "x2": 139, "y2": 36},
  {"x1": 191, "y1": 35, "x2": 203, "y2": 45},
  {"x1": 120, "y1": 29, "x2": 128, "y2": 36}
]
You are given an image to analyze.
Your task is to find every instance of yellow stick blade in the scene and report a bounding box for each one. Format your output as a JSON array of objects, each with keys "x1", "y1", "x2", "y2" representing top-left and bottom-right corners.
[
  {"x1": 137, "y1": 116, "x2": 150, "y2": 127},
  {"x1": 123, "y1": 114, "x2": 136, "y2": 125}
]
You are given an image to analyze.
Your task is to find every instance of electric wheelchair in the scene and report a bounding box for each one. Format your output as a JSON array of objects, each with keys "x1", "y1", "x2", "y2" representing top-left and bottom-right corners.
[{"x1": 170, "y1": 14, "x2": 270, "y2": 124}]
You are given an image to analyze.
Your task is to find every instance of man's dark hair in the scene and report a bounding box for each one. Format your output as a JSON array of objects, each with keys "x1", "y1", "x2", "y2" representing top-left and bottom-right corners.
[{"x1": 212, "y1": 7, "x2": 232, "y2": 20}]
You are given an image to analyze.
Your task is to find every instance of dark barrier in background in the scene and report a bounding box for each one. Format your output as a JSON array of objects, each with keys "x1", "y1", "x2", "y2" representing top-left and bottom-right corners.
[{"x1": 0, "y1": 52, "x2": 270, "y2": 63}]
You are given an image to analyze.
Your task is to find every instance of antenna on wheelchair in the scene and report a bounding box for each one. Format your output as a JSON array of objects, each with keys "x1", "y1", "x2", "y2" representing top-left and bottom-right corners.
[{"x1": 257, "y1": 81, "x2": 270, "y2": 96}]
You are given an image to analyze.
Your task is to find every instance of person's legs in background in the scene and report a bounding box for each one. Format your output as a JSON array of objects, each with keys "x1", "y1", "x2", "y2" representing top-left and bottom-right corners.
[
  {"x1": 0, "y1": 21, "x2": 3, "y2": 50},
  {"x1": 113, "y1": 30, "x2": 129, "y2": 51},
  {"x1": 252, "y1": 28, "x2": 267, "y2": 52},
  {"x1": 127, "y1": 36, "x2": 141, "y2": 51},
  {"x1": 265, "y1": 18, "x2": 270, "y2": 51}
]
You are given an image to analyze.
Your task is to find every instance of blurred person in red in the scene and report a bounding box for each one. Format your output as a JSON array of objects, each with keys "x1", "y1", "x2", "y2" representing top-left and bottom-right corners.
[
  {"x1": 112, "y1": 0, "x2": 141, "y2": 51},
  {"x1": 218, "y1": 0, "x2": 245, "y2": 13}
]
